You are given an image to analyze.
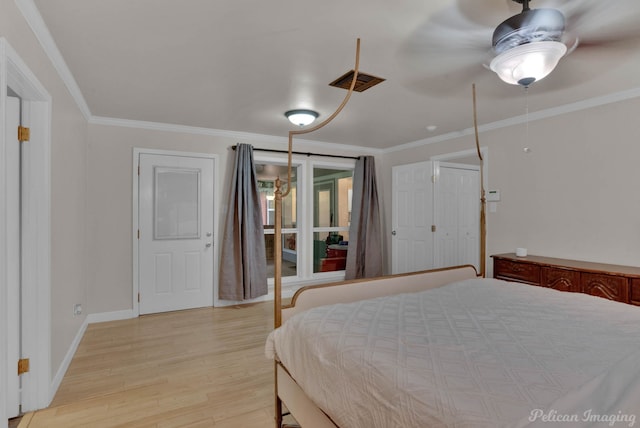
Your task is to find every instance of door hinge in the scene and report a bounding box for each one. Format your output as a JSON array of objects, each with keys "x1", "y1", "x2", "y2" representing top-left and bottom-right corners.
[
  {"x1": 138, "y1": 292, "x2": 140, "y2": 303},
  {"x1": 18, "y1": 126, "x2": 30, "y2": 142},
  {"x1": 431, "y1": 225, "x2": 436, "y2": 232},
  {"x1": 431, "y1": 174, "x2": 436, "y2": 183},
  {"x1": 18, "y1": 358, "x2": 30, "y2": 375},
  {"x1": 137, "y1": 164, "x2": 140, "y2": 176},
  {"x1": 137, "y1": 229, "x2": 140, "y2": 239}
]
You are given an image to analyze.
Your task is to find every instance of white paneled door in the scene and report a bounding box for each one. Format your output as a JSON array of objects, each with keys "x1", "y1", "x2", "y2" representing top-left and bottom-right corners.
[
  {"x1": 434, "y1": 163, "x2": 480, "y2": 272},
  {"x1": 139, "y1": 154, "x2": 214, "y2": 314},
  {"x1": 391, "y1": 161, "x2": 434, "y2": 274},
  {"x1": 391, "y1": 161, "x2": 480, "y2": 275}
]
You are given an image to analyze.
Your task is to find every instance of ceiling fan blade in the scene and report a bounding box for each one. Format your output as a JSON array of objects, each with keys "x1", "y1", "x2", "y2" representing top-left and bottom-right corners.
[
  {"x1": 397, "y1": 3, "x2": 534, "y2": 97},
  {"x1": 455, "y1": 0, "x2": 519, "y2": 27},
  {"x1": 557, "y1": 0, "x2": 640, "y2": 43},
  {"x1": 397, "y1": 5, "x2": 492, "y2": 78}
]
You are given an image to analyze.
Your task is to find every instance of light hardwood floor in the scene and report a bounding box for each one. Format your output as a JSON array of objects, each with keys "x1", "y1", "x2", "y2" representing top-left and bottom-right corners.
[{"x1": 20, "y1": 302, "x2": 285, "y2": 428}]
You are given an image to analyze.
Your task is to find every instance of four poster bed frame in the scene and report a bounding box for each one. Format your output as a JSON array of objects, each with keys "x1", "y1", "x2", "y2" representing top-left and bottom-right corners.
[
  {"x1": 268, "y1": 38, "x2": 640, "y2": 428},
  {"x1": 270, "y1": 39, "x2": 488, "y2": 427},
  {"x1": 273, "y1": 265, "x2": 479, "y2": 427}
]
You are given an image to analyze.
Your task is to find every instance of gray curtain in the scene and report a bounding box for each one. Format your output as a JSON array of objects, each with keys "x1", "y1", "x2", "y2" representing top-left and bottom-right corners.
[
  {"x1": 345, "y1": 156, "x2": 383, "y2": 279},
  {"x1": 219, "y1": 144, "x2": 267, "y2": 300}
]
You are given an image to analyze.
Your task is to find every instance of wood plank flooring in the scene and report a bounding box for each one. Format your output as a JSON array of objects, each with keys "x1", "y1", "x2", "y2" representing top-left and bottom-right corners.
[{"x1": 20, "y1": 302, "x2": 286, "y2": 428}]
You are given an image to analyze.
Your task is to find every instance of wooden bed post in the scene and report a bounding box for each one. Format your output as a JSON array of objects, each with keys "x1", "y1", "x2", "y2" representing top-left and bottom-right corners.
[
  {"x1": 472, "y1": 83, "x2": 487, "y2": 278},
  {"x1": 274, "y1": 177, "x2": 284, "y2": 428},
  {"x1": 274, "y1": 176, "x2": 283, "y2": 329},
  {"x1": 273, "y1": 38, "x2": 362, "y2": 427}
]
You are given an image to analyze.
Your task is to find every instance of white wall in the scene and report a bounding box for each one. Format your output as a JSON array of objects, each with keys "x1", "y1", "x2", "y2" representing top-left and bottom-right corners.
[
  {"x1": 381, "y1": 96, "x2": 640, "y2": 275},
  {"x1": 85, "y1": 123, "x2": 376, "y2": 314},
  {"x1": 0, "y1": 0, "x2": 88, "y2": 379},
  {"x1": 86, "y1": 125, "x2": 228, "y2": 314}
]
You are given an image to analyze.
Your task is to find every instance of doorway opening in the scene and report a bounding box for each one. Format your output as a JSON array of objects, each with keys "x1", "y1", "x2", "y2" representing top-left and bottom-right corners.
[{"x1": 1, "y1": 38, "x2": 53, "y2": 423}]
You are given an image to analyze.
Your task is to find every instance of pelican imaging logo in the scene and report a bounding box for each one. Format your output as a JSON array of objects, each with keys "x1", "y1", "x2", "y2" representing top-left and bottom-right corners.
[{"x1": 529, "y1": 409, "x2": 636, "y2": 427}]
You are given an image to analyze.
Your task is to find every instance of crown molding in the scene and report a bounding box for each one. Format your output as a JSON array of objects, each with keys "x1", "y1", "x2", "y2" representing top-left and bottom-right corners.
[
  {"x1": 15, "y1": 0, "x2": 92, "y2": 120},
  {"x1": 89, "y1": 116, "x2": 384, "y2": 156},
  {"x1": 384, "y1": 86, "x2": 640, "y2": 154}
]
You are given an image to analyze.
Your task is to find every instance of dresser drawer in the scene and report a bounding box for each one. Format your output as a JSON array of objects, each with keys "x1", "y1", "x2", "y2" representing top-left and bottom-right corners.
[
  {"x1": 494, "y1": 259, "x2": 540, "y2": 285},
  {"x1": 541, "y1": 267, "x2": 581, "y2": 292},
  {"x1": 631, "y1": 279, "x2": 640, "y2": 306},
  {"x1": 581, "y1": 273, "x2": 629, "y2": 303}
]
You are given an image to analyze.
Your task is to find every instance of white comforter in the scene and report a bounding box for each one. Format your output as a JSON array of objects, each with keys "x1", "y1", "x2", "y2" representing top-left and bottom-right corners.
[{"x1": 266, "y1": 278, "x2": 640, "y2": 428}]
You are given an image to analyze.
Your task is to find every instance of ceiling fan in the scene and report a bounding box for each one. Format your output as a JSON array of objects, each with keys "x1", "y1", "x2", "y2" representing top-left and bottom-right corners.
[
  {"x1": 489, "y1": 0, "x2": 575, "y2": 86},
  {"x1": 399, "y1": 0, "x2": 640, "y2": 94}
]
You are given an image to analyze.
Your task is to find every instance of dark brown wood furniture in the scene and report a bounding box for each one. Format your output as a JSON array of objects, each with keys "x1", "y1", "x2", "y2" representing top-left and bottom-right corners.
[
  {"x1": 492, "y1": 253, "x2": 640, "y2": 306},
  {"x1": 320, "y1": 244, "x2": 348, "y2": 272}
]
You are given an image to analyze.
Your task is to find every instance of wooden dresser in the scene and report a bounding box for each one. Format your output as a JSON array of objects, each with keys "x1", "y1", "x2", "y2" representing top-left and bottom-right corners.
[{"x1": 492, "y1": 253, "x2": 640, "y2": 306}]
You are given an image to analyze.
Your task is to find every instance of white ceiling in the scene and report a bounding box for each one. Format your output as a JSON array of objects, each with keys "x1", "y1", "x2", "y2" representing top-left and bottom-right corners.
[{"x1": 29, "y1": 0, "x2": 640, "y2": 150}]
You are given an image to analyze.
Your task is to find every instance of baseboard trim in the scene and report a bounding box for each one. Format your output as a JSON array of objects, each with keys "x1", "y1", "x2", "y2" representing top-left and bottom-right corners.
[
  {"x1": 86, "y1": 309, "x2": 137, "y2": 324},
  {"x1": 50, "y1": 317, "x2": 88, "y2": 399}
]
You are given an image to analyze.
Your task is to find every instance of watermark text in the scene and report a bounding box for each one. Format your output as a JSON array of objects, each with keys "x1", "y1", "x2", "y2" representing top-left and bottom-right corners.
[{"x1": 529, "y1": 409, "x2": 636, "y2": 427}]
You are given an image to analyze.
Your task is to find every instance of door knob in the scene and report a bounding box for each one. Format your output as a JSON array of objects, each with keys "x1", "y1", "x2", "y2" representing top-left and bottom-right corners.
[
  {"x1": 206, "y1": 242, "x2": 212, "y2": 247},
  {"x1": 391, "y1": 230, "x2": 397, "y2": 236}
]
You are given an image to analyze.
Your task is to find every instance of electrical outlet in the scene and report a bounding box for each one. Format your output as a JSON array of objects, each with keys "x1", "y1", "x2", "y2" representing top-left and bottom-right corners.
[{"x1": 73, "y1": 304, "x2": 82, "y2": 316}]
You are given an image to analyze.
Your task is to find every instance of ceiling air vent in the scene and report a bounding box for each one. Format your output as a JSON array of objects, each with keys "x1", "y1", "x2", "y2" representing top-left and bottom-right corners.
[{"x1": 329, "y1": 70, "x2": 385, "y2": 92}]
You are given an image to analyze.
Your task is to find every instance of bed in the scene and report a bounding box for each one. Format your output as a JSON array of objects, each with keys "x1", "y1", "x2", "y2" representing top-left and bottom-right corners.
[{"x1": 266, "y1": 265, "x2": 640, "y2": 427}]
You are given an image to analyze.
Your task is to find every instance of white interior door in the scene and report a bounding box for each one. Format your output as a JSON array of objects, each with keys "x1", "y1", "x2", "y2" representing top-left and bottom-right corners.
[
  {"x1": 139, "y1": 154, "x2": 214, "y2": 314},
  {"x1": 391, "y1": 161, "x2": 434, "y2": 274},
  {"x1": 434, "y1": 162, "x2": 480, "y2": 271},
  {"x1": 6, "y1": 96, "x2": 21, "y2": 419},
  {"x1": 433, "y1": 163, "x2": 458, "y2": 269}
]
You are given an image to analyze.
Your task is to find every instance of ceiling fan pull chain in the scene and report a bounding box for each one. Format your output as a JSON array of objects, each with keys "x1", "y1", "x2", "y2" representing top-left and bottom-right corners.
[{"x1": 524, "y1": 87, "x2": 530, "y2": 150}]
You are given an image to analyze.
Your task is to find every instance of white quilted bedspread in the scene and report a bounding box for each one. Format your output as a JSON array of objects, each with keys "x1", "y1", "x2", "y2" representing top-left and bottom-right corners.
[{"x1": 266, "y1": 278, "x2": 640, "y2": 428}]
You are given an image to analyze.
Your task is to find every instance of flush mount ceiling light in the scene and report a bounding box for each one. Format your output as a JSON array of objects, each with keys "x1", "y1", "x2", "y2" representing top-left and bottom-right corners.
[
  {"x1": 490, "y1": 1, "x2": 570, "y2": 87},
  {"x1": 285, "y1": 109, "x2": 319, "y2": 127}
]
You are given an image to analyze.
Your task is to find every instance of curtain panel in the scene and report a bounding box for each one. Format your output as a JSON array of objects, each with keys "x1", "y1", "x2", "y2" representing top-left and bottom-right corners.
[
  {"x1": 219, "y1": 144, "x2": 268, "y2": 300},
  {"x1": 345, "y1": 156, "x2": 383, "y2": 280}
]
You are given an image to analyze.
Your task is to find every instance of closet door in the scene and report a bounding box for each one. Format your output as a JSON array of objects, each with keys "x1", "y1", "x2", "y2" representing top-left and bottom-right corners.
[
  {"x1": 434, "y1": 162, "x2": 480, "y2": 272},
  {"x1": 391, "y1": 161, "x2": 434, "y2": 274}
]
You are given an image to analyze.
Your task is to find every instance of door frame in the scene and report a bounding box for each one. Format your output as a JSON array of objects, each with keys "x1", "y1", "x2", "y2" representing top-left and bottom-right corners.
[
  {"x1": 132, "y1": 148, "x2": 219, "y2": 314},
  {"x1": 1, "y1": 38, "x2": 52, "y2": 421}
]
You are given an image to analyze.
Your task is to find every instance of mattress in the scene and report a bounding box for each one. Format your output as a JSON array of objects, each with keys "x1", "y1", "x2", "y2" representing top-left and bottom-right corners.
[{"x1": 266, "y1": 278, "x2": 640, "y2": 428}]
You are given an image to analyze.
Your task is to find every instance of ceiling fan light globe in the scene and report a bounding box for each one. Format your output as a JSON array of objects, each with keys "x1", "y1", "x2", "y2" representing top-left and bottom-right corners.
[
  {"x1": 284, "y1": 109, "x2": 319, "y2": 127},
  {"x1": 490, "y1": 41, "x2": 567, "y2": 86}
]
